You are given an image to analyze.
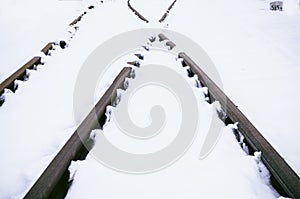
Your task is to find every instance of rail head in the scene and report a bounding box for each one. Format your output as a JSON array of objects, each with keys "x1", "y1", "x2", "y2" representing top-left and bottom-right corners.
[
  {"x1": 0, "y1": 42, "x2": 54, "y2": 105},
  {"x1": 178, "y1": 51, "x2": 300, "y2": 198},
  {"x1": 24, "y1": 67, "x2": 132, "y2": 199},
  {"x1": 0, "y1": 57, "x2": 41, "y2": 95}
]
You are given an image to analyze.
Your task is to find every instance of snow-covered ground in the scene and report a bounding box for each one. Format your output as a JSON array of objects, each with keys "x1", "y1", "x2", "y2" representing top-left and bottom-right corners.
[
  {"x1": 66, "y1": 47, "x2": 278, "y2": 199},
  {"x1": 0, "y1": 0, "x2": 299, "y2": 198},
  {"x1": 0, "y1": 1, "x2": 144, "y2": 198},
  {"x1": 0, "y1": 0, "x2": 84, "y2": 82},
  {"x1": 165, "y1": 0, "x2": 300, "y2": 174}
]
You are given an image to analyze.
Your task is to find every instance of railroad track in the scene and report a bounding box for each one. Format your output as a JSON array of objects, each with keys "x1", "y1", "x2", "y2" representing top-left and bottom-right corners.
[
  {"x1": 178, "y1": 51, "x2": 300, "y2": 198},
  {"x1": 25, "y1": 67, "x2": 133, "y2": 199},
  {"x1": 127, "y1": 0, "x2": 149, "y2": 23},
  {"x1": 2, "y1": 2, "x2": 299, "y2": 198},
  {"x1": 159, "y1": 33, "x2": 300, "y2": 198},
  {"x1": 0, "y1": 0, "x2": 176, "y2": 107},
  {"x1": 158, "y1": 0, "x2": 177, "y2": 23},
  {"x1": 22, "y1": 32, "x2": 300, "y2": 198},
  {"x1": 0, "y1": 4, "x2": 96, "y2": 107},
  {"x1": 0, "y1": 44, "x2": 50, "y2": 106},
  {"x1": 127, "y1": 0, "x2": 177, "y2": 23}
]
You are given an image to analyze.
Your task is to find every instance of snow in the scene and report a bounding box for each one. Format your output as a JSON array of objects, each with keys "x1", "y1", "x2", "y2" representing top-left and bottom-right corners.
[
  {"x1": 0, "y1": 45, "x2": 79, "y2": 198},
  {"x1": 0, "y1": 0, "x2": 299, "y2": 198},
  {"x1": 0, "y1": 0, "x2": 85, "y2": 82},
  {"x1": 66, "y1": 139, "x2": 277, "y2": 198},
  {"x1": 66, "y1": 47, "x2": 277, "y2": 198},
  {"x1": 0, "y1": 1, "x2": 143, "y2": 198},
  {"x1": 164, "y1": 0, "x2": 300, "y2": 174}
]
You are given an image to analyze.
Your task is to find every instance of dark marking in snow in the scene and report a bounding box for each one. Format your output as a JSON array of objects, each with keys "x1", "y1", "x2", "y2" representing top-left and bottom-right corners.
[
  {"x1": 21, "y1": 70, "x2": 30, "y2": 81},
  {"x1": 69, "y1": 15, "x2": 83, "y2": 26},
  {"x1": 134, "y1": 54, "x2": 144, "y2": 60},
  {"x1": 181, "y1": 59, "x2": 188, "y2": 67},
  {"x1": 127, "y1": 61, "x2": 140, "y2": 67},
  {"x1": 59, "y1": 41, "x2": 67, "y2": 49},
  {"x1": 0, "y1": 95, "x2": 4, "y2": 106},
  {"x1": 186, "y1": 68, "x2": 195, "y2": 78},
  {"x1": 88, "y1": 5, "x2": 95, "y2": 9},
  {"x1": 149, "y1": 36, "x2": 156, "y2": 43},
  {"x1": 142, "y1": 45, "x2": 150, "y2": 51}
]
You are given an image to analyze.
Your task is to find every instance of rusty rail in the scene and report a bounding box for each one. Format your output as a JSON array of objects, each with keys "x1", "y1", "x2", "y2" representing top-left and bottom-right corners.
[
  {"x1": 127, "y1": 0, "x2": 149, "y2": 23},
  {"x1": 24, "y1": 67, "x2": 132, "y2": 199},
  {"x1": 178, "y1": 52, "x2": 300, "y2": 198},
  {"x1": 158, "y1": 0, "x2": 177, "y2": 23}
]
